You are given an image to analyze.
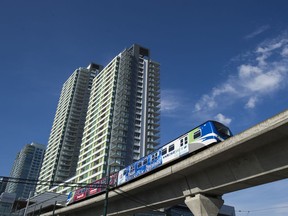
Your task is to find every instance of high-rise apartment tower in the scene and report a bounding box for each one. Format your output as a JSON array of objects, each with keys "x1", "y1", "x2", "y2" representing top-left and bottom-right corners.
[
  {"x1": 5, "y1": 142, "x2": 45, "y2": 199},
  {"x1": 36, "y1": 64, "x2": 102, "y2": 194},
  {"x1": 75, "y1": 44, "x2": 160, "y2": 184}
]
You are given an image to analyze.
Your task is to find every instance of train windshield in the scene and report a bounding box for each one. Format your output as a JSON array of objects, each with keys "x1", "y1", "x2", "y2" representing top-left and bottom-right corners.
[{"x1": 214, "y1": 122, "x2": 232, "y2": 139}]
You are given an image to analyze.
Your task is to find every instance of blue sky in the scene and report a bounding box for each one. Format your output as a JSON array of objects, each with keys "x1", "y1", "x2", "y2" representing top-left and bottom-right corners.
[{"x1": 1, "y1": 0, "x2": 288, "y2": 215}]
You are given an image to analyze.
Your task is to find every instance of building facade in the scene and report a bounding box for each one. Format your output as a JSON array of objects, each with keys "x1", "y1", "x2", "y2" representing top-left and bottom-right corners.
[
  {"x1": 5, "y1": 143, "x2": 45, "y2": 199},
  {"x1": 36, "y1": 64, "x2": 102, "y2": 194},
  {"x1": 74, "y1": 44, "x2": 160, "y2": 185},
  {"x1": 0, "y1": 177, "x2": 8, "y2": 195},
  {"x1": 0, "y1": 192, "x2": 16, "y2": 216}
]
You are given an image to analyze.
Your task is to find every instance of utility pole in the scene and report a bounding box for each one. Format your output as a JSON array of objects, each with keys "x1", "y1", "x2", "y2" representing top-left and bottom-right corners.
[
  {"x1": 24, "y1": 191, "x2": 33, "y2": 216},
  {"x1": 103, "y1": 165, "x2": 111, "y2": 216},
  {"x1": 103, "y1": 139, "x2": 112, "y2": 216},
  {"x1": 52, "y1": 201, "x2": 57, "y2": 216}
]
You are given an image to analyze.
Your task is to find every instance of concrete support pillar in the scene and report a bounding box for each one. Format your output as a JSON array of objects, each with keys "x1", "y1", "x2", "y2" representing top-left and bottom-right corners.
[{"x1": 184, "y1": 194, "x2": 224, "y2": 216}]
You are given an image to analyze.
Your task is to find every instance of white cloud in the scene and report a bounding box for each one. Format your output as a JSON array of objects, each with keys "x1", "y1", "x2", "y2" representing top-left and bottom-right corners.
[
  {"x1": 214, "y1": 113, "x2": 232, "y2": 125},
  {"x1": 161, "y1": 33, "x2": 288, "y2": 129},
  {"x1": 161, "y1": 89, "x2": 184, "y2": 114},
  {"x1": 238, "y1": 64, "x2": 262, "y2": 78},
  {"x1": 212, "y1": 83, "x2": 237, "y2": 96},
  {"x1": 161, "y1": 98, "x2": 180, "y2": 112},
  {"x1": 194, "y1": 83, "x2": 236, "y2": 112},
  {"x1": 244, "y1": 25, "x2": 270, "y2": 39},
  {"x1": 195, "y1": 32, "x2": 288, "y2": 112},
  {"x1": 256, "y1": 39, "x2": 286, "y2": 54},
  {"x1": 240, "y1": 69, "x2": 283, "y2": 93},
  {"x1": 256, "y1": 38, "x2": 287, "y2": 66},
  {"x1": 281, "y1": 46, "x2": 288, "y2": 57},
  {"x1": 245, "y1": 96, "x2": 258, "y2": 109},
  {"x1": 194, "y1": 94, "x2": 217, "y2": 112}
]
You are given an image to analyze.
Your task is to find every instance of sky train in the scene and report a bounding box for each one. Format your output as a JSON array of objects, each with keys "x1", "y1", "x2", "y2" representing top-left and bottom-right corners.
[{"x1": 66, "y1": 120, "x2": 233, "y2": 205}]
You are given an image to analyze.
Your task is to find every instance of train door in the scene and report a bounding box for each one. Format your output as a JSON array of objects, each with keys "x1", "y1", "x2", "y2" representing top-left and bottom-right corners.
[{"x1": 179, "y1": 135, "x2": 189, "y2": 156}]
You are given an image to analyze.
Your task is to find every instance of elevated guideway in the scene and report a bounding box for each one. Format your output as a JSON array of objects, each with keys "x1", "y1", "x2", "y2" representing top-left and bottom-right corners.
[{"x1": 41, "y1": 109, "x2": 288, "y2": 216}]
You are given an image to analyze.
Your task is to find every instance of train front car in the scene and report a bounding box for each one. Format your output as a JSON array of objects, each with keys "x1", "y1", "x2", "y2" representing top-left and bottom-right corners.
[
  {"x1": 211, "y1": 121, "x2": 233, "y2": 141},
  {"x1": 187, "y1": 121, "x2": 232, "y2": 153}
]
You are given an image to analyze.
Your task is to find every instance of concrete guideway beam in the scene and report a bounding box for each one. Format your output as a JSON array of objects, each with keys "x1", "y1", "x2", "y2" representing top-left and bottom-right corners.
[
  {"x1": 41, "y1": 109, "x2": 288, "y2": 216},
  {"x1": 185, "y1": 194, "x2": 224, "y2": 216}
]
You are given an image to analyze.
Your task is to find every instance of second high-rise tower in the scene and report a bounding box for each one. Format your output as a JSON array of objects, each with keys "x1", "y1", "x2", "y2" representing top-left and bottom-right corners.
[{"x1": 75, "y1": 44, "x2": 160, "y2": 184}]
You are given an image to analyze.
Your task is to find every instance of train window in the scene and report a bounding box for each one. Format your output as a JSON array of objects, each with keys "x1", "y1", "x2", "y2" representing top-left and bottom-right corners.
[
  {"x1": 214, "y1": 122, "x2": 232, "y2": 138},
  {"x1": 137, "y1": 161, "x2": 142, "y2": 168},
  {"x1": 194, "y1": 130, "x2": 201, "y2": 139},
  {"x1": 162, "y1": 148, "x2": 167, "y2": 155},
  {"x1": 143, "y1": 158, "x2": 148, "y2": 165},
  {"x1": 185, "y1": 137, "x2": 188, "y2": 144},
  {"x1": 168, "y1": 144, "x2": 174, "y2": 152},
  {"x1": 152, "y1": 152, "x2": 158, "y2": 160}
]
